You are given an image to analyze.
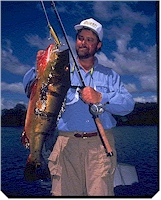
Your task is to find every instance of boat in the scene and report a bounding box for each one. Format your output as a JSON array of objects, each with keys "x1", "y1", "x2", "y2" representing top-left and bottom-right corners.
[{"x1": 114, "y1": 163, "x2": 139, "y2": 187}]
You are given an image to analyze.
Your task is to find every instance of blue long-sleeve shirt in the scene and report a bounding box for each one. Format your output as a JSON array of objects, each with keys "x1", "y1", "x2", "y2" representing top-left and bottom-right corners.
[{"x1": 23, "y1": 57, "x2": 135, "y2": 132}]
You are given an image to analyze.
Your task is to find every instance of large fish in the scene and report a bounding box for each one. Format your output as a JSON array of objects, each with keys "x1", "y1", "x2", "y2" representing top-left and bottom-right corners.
[{"x1": 21, "y1": 44, "x2": 70, "y2": 181}]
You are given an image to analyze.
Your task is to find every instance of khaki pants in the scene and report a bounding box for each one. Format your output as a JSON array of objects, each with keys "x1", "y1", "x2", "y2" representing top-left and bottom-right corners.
[{"x1": 48, "y1": 130, "x2": 117, "y2": 196}]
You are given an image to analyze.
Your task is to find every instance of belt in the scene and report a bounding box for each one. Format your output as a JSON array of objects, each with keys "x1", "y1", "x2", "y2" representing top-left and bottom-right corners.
[{"x1": 74, "y1": 132, "x2": 98, "y2": 139}]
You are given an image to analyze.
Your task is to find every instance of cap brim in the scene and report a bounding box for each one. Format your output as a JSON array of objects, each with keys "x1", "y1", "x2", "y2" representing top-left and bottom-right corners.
[{"x1": 74, "y1": 24, "x2": 84, "y2": 31}]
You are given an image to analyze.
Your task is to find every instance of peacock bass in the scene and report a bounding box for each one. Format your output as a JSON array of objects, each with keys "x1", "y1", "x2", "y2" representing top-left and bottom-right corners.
[{"x1": 21, "y1": 44, "x2": 70, "y2": 181}]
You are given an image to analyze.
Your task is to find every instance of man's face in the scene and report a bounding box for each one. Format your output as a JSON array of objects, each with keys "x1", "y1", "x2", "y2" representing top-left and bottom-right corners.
[{"x1": 76, "y1": 29, "x2": 102, "y2": 59}]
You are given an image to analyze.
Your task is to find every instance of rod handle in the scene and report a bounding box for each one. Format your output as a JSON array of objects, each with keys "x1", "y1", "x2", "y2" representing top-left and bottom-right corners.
[{"x1": 94, "y1": 117, "x2": 113, "y2": 156}]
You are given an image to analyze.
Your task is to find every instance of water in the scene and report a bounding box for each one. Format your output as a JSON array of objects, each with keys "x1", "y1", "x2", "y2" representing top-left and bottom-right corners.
[
  {"x1": 1, "y1": 126, "x2": 159, "y2": 197},
  {"x1": 112, "y1": 126, "x2": 159, "y2": 197}
]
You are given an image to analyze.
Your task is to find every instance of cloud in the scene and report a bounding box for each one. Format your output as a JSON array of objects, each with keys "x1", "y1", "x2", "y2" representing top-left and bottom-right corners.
[
  {"x1": 133, "y1": 95, "x2": 157, "y2": 103},
  {"x1": 1, "y1": 40, "x2": 31, "y2": 75},
  {"x1": 25, "y1": 34, "x2": 52, "y2": 49},
  {"x1": 116, "y1": 35, "x2": 131, "y2": 53},
  {"x1": 93, "y1": 1, "x2": 151, "y2": 40},
  {"x1": 139, "y1": 74, "x2": 157, "y2": 92},
  {"x1": 112, "y1": 44, "x2": 156, "y2": 75},
  {"x1": 124, "y1": 83, "x2": 138, "y2": 93},
  {"x1": 56, "y1": 1, "x2": 93, "y2": 18},
  {"x1": 93, "y1": 1, "x2": 156, "y2": 95},
  {"x1": 25, "y1": 34, "x2": 77, "y2": 57},
  {"x1": 1, "y1": 82, "x2": 25, "y2": 94},
  {"x1": 1, "y1": 98, "x2": 26, "y2": 110},
  {"x1": 113, "y1": 43, "x2": 157, "y2": 92},
  {"x1": 119, "y1": 3, "x2": 151, "y2": 27},
  {"x1": 96, "y1": 52, "x2": 115, "y2": 69}
]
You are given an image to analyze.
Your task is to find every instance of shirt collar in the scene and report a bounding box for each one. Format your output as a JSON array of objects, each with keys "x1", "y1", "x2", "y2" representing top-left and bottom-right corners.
[{"x1": 71, "y1": 56, "x2": 99, "y2": 73}]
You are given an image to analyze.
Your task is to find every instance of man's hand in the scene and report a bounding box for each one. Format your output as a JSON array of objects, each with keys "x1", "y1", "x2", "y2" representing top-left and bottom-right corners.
[{"x1": 80, "y1": 86, "x2": 102, "y2": 104}]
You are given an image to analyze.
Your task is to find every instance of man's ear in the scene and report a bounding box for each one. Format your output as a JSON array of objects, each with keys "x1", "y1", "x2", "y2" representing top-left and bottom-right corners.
[{"x1": 97, "y1": 42, "x2": 102, "y2": 51}]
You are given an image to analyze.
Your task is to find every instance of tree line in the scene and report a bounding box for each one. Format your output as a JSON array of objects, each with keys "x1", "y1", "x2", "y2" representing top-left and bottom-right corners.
[
  {"x1": 114, "y1": 102, "x2": 158, "y2": 126},
  {"x1": 1, "y1": 102, "x2": 158, "y2": 127},
  {"x1": 1, "y1": 104, "x2": 26, "y2": 127}
]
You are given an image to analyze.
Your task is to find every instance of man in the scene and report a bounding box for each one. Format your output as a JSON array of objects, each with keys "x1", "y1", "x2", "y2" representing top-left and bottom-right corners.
[{"x1": 23, "y1": 18, "x2": 135, "y2": 196}]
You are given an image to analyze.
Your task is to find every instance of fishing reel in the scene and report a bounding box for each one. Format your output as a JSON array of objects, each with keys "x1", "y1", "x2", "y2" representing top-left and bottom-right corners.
[{"x1": 89, "y1": 103, "x2": 105, "y2": 116}]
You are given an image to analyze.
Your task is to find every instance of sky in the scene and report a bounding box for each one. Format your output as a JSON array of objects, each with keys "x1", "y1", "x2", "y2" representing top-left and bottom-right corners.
[{"x1": 1, "y1": 0, "x2": 158, "y2": 110}]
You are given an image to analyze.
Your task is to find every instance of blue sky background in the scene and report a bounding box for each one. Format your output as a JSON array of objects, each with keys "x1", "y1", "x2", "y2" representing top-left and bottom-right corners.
[{"x1": 1, "y1": 1, "x2": 158, "y2": 109}]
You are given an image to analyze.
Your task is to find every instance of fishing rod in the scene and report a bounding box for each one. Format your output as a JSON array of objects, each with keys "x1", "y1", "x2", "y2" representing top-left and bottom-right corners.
[{"x1": 51, "y1": 1, "x2": 113, "y2": 156}]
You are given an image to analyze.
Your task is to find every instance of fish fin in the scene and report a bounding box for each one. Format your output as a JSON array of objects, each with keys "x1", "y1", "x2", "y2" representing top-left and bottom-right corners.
[
  {"x1": 24, "y1": 162, "x2": 50, "y2": 182},
  {"x1": 21, "y1": 130, "x2": 30, "y2": 149}
]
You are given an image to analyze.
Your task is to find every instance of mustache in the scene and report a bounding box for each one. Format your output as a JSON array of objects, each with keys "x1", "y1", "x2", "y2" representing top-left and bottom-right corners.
[{"x1": 78, "y1": 44, "x2": 88, "y2": 49}]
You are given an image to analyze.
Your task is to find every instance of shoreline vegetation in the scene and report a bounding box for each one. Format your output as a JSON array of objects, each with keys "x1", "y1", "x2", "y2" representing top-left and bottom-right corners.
[{"x1": 1, "y1": 102, "x2": 158, "y2": 127}]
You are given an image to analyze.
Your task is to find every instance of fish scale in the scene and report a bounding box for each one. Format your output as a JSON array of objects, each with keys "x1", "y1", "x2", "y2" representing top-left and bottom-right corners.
[{"x1": 21, "y1": 44, "x2": 70, "y2": 181}]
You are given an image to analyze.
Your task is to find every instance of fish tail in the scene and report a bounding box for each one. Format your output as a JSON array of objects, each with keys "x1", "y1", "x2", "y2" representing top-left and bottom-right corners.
[{"x1": 24, "y1": 132, "x2": 50, "y2": 181}]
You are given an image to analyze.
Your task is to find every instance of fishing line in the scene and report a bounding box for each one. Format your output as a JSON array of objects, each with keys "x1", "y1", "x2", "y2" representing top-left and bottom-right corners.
[{"x1": 41, "y1": 0, "x2": 50, "y2": 25}]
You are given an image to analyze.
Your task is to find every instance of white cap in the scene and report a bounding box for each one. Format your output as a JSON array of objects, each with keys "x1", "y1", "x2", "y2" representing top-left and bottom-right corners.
[{"x1": 74, "y1": 18, "x2": 103, "y2": 41}]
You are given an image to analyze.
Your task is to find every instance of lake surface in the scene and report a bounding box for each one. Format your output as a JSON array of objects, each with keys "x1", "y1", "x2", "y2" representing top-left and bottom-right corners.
[{"x1": 1, "y1": 126, "x2": 159, "y2": 197}]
